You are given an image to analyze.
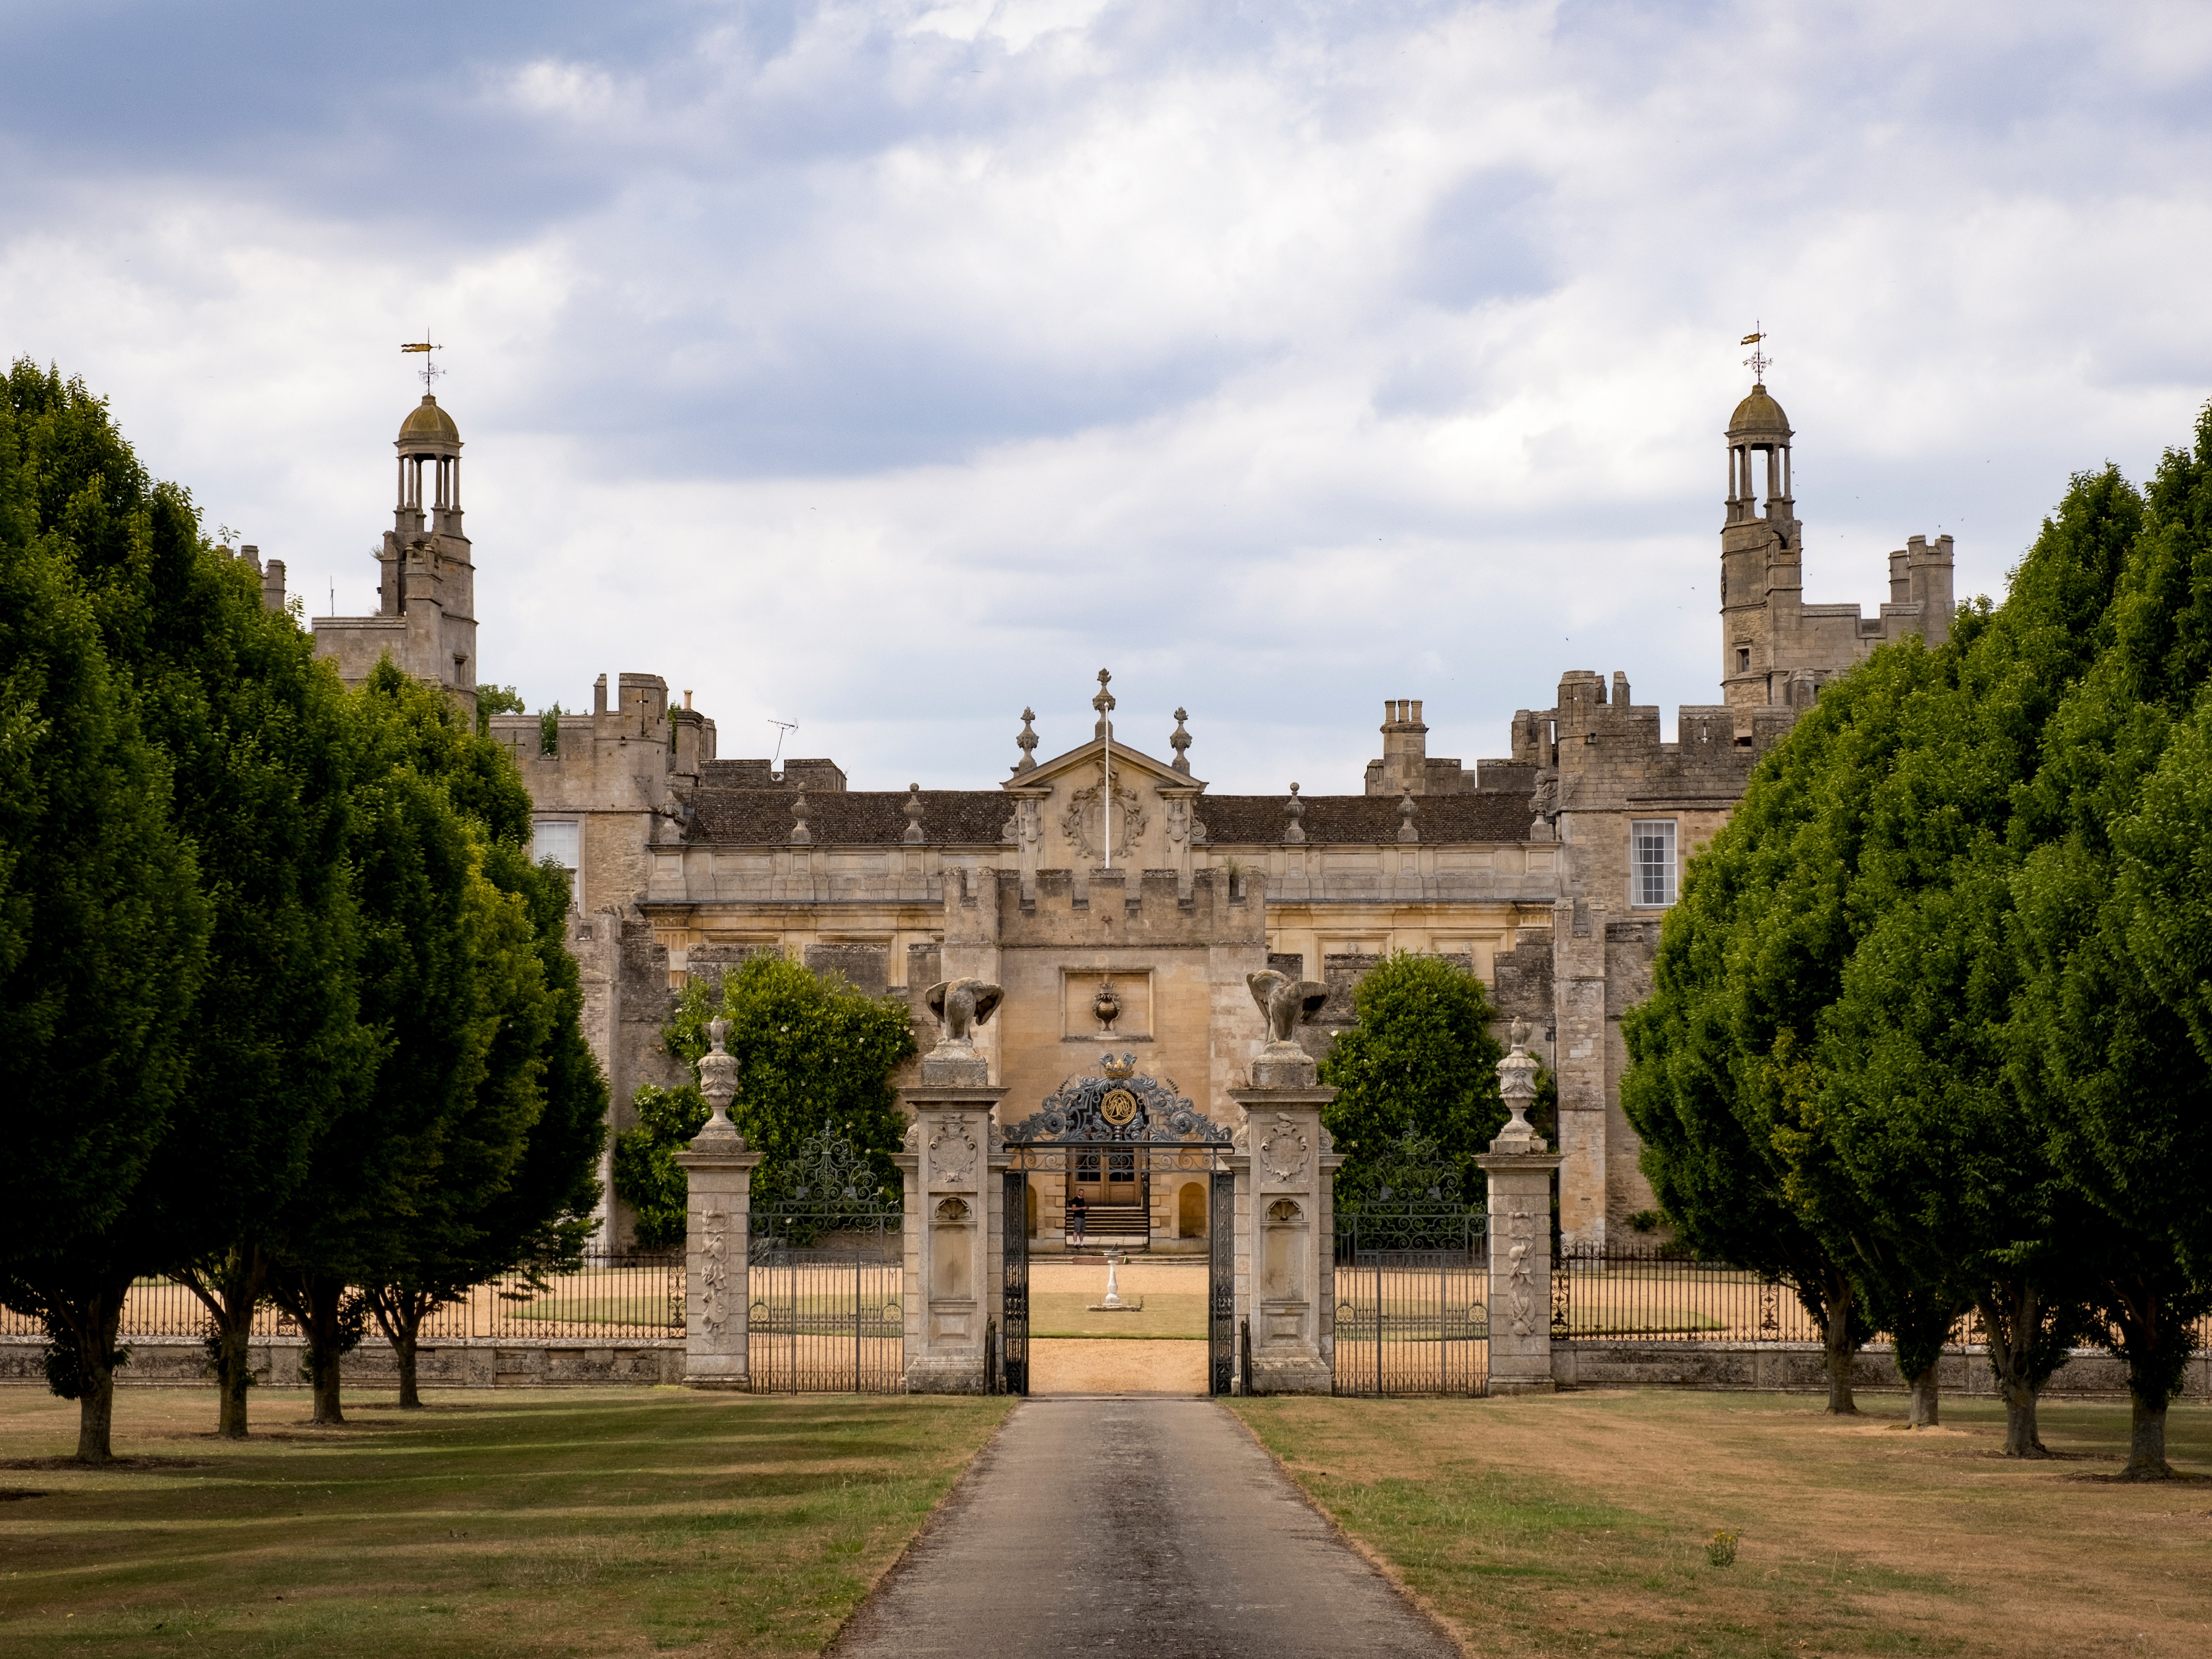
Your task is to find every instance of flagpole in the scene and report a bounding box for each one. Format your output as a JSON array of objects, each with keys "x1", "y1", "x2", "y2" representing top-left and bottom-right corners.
[{"x1": 1096, "y1": 668, "x2": 1114, "y2": 872}]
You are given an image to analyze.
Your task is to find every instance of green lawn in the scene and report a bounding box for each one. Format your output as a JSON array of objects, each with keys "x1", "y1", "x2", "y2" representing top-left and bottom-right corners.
[
  {"x1": 0, "y1": 1385, "x2": 1011, "y2": 1657},
  {"x1": 1232, "y1": 1390, "x2": 2212, "y2": 1659},
  {"x1": 1029, "y1": 1290, "x2": 1207, "y2": 1339}
]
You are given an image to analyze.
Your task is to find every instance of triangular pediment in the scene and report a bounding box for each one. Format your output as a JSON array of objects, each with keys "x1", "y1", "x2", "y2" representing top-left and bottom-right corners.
[{"x1": 1006, "y1": 737, "x2": 1205, "y2": 793}]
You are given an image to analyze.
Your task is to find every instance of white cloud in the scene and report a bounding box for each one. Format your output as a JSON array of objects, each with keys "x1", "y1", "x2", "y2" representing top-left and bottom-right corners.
[{"x1": 3, "y1": 0, "x2": 2209, "y2": 789}]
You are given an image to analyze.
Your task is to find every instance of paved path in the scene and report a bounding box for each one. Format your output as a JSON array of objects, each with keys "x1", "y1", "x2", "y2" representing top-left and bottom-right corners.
[{"x1": 833, "y1": 1397, "x2": 1459, "y2": 1659}]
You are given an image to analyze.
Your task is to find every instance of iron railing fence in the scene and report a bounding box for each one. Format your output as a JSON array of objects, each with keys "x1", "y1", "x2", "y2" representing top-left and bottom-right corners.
[
  {"x1": 1553, "y1": 1247, "x2": 1821, "y2": 1342},
  {"x1": 1555, "y1": 1250, "x2": 2212, "y2": 1359},
  {"x1": 1330, "y1": 1212, "x2": 1490, "y2": 1397},
  {"x1": 0, "y1": 1253, "x2": 686, "y2": 1344}
]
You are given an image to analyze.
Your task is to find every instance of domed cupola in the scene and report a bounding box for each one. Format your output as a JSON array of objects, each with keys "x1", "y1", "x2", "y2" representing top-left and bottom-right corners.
[
  {"x1": 394, "y1": 394, "x2": 464, "y2": 530},
  {"x1": 1725, "y1": 377, "x2": 1793, "y2": 531},
  {"x1": 1727, "y1": 383, "x2": 1791, "y2": 444},
  {"x1": 398, "y1": 394, "x2": 461, "y2": 447}
]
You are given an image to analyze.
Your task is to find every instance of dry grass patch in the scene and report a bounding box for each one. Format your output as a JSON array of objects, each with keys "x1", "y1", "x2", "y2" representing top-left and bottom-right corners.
[
  {"x1": 1231, "y1": 1390, "x2": 2212, "y2": 1659},
  {"x1": 0, "y1": 1384, "x2": 1011, "y2": 1657}
]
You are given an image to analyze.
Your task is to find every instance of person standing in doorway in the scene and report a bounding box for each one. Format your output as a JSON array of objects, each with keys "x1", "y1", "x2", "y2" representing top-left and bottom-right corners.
[{"x1": 1068, "y1": 1189, "x2": 1088, "y2": 1246}]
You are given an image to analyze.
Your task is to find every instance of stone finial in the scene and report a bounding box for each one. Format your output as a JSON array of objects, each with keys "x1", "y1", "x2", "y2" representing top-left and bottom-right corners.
[
  {"x1": 903, "y1": 783, "x2": 926, "y2": 844},
  {"x1": 1092, "y1": 668, "x2": 1116, "y2": 739},
  {"x1": 921, "y1": 977, "x2": 1003, "y2": 1084},
  {"x1": 789, "y1": 787, "x2": 813, "y2": 846},
  {"x1": 1397, "y1": 787, "x2": 1419, "y2": 843},
  {"x1": 1283, "y1": 782, "x2": 1307, "y2": 844},
  {"x1": 1013, "y1": 708, "x2": 1038, "y2": 773},
  {"x1": 692, "y1": 1014, "x2": 745, "y2": 1147},
  {"x1": 1170, "y1": 708, "x2": 1192, "y2": 774},
  {"x1": 1492, "y1": 1017, "x2": 1545, "y2": 1154}
]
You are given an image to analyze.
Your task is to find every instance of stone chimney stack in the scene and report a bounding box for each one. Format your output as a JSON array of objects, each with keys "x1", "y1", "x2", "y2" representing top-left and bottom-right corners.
[{"x1": 1379, "y1": 698, "x2": 1429, "y2": 795}]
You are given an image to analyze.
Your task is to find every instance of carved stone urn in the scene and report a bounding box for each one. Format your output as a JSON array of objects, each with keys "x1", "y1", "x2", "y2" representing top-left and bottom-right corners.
[{"x1": 1092, "y1": 981, "x2": 1122, "y2": 1034}]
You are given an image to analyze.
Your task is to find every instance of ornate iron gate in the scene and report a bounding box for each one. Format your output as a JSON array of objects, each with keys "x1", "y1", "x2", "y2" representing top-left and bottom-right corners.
[
  {"x1": 746, "y1": 1132, "x2": 905, "y2": 1393},
  {"x1": 1209, "y1": 1168, "x2": 1236, "y2": 1394},
  {"x1": 1330, "y1": 1133, "x2": 1490, "y2": 1397},
  {"x1": 999, "y1": 1055, "x2": 1236, "y2": 1396},
  {"x1": 1001, "y1": 1167, "x2": 1029, "y2": 1395}
]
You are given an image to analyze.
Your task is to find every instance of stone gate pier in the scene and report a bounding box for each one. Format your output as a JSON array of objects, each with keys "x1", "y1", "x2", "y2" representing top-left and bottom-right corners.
[
  {"x1": 1226, "y1": 970, "x2": 1342, "y2": 1394},
  {"x1": 1477, "y1": 1019, "x2": 1563, "y2": 1394},
  {"x1": 676, "y1": 1017, "x2": 760, "y2": 1388},
  {"x1": 897, "y1": 979, "x2": 1009, "y2": 1393}
]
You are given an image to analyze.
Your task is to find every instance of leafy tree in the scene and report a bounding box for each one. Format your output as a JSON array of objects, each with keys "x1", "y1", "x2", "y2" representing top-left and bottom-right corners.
[
  {"x1": 0, "y1": 362, "x2": 372, "y2": 1446},
  {"x1": 1793, "y1": 470, "x2": 2139, "y2": 1449},
  {"x1": 0, "y1": 415, "x2": 207, "y2": 1460},
  {"x1": 1319, "y1": 953, "x2": 1507, "y2": 1202},
  {"x1": 2005, "y1": 413, "x2": 2212, "y2": 1477},
  {"x1": 475, "y1": 682, "x2": 525, "y2": 736},
  {"x1": 614, "y1": 955, "x2": 915, "y2": 1249},
  {"x1": 1615, "y1": 675, "x2": 1900, "y2": 1416},
  {"x1": 269, "y1": 662, "x2": 535, "y2": 1423},
  {"x1": 365, "y1": 838, "x2": 607, "y2": 1407}
]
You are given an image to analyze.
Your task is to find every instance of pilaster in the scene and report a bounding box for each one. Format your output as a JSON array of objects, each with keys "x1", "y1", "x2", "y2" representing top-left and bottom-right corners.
[{"x1": 1551, "y1": 897, "x2": 1609, "y2": 1249}]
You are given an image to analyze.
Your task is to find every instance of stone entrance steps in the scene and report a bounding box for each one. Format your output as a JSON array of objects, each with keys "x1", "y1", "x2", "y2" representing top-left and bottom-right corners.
[{"x1": 1066, "y1": 1203, "x2": 1150, "y2": 1239}]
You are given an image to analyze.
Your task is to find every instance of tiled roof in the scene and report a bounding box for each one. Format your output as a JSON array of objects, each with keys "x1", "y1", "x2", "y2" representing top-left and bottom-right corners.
[
  {"x1": 688, "y1": 787, "x2": 1535, "y2": 847},
  {"x1": 1199, "y1": 792, "x2": 1535, "y2": 845}
]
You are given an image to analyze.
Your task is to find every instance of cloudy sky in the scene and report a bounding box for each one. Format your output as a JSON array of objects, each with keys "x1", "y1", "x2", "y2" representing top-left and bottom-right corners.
[{"x1": 5, "y1": 1, "x2": 2209, "y2": 790}]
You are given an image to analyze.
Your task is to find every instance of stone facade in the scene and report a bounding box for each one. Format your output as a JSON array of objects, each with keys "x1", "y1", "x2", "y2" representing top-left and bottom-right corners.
[{"x1": 294, "y1": 376, "x2": 1958, "y2": 1254}]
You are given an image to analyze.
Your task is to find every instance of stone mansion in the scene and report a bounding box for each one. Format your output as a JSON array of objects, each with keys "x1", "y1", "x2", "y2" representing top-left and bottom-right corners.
[{"x1": 287, "y1": 377, "x2": 1956, "y2": 1253}]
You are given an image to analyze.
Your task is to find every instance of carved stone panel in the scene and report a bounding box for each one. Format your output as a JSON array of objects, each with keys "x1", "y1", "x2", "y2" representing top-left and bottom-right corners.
[
  {"x1": 696, "y1": 1207, "x2": 729, "y2": 1340},
  {"x1": 1257, "y1": 1113, "x2": 1311, "y2": 1190},
  {"x1": 927, "y1": 1114, "x2": 980, "y2": 1190}
]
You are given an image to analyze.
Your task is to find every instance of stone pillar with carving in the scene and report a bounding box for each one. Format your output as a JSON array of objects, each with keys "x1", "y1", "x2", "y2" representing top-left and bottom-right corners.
[
  {"x1": 1476, "y1": 1019, "x2": 1566, "y2": 1394},
  {"x1": 1225, "y1": 969, "x2": 1340, "y2": 1394},
  {"x1": 898, "y1": 978, "x2": 1009, "y2": 1393},
  {"x1": 675, "y1": 1017, "x2": 761, "y2": 1389}
]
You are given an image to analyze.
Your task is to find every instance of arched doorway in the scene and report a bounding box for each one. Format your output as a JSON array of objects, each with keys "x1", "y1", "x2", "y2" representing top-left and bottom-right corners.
[{"x1": 1177, "y1": 1181, "x2": 1207, "y2": 1239}]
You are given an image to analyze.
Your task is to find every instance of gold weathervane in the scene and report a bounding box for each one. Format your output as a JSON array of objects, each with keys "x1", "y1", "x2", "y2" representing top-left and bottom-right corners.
[
  {"x1": 400, "y1": 336, "x2": 444, "y2": 392},
  {"x1": 1740, "y1": 324, "x2": 1770, "y2": 383}
]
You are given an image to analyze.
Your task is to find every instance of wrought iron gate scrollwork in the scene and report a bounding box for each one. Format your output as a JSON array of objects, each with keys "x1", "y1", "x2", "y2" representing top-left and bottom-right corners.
[{"x1": 1000, "y1": 1054, "x2": 1238, "y2": 1397}]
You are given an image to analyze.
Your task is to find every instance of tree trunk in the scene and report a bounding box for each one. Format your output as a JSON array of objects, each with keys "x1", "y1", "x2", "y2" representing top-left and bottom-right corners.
[
  {"x1": 1906, "y1": 1366, "x2": 1940, "y2": 1428},
  {"x1": 1978, "y1": 1278, "x2": 2058, "y2": 1458},
  {"x1": 2123, "y1": 1395, "x2": 2171, "y2": 1480},
  {"x1": 68, "y1": 1280, "x2": 128, "y2": 1465},
  {"x1": 303, "y1": 1276, "x2": 348, "y2": 1426},
  {"x1": 1823, "y1": 1293, "x2": 1860, "y2": 1415},
  {"x1": 395, "y1": 1319, "x2": 421, "y2": 1410},
  {"x1": 76, "y1": 1356, "x2": 116, "y2": 1465},
  {"x1": 186, "y1": 1246, "x2": 269, "y2": 1440},
  {"x1": 1999, "y1": 1374, "x2": 2044, "y2": 1455}
]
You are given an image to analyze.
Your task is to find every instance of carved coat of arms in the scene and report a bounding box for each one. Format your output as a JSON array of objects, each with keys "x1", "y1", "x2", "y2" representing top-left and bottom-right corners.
[
  {"x1": 928, "y1": 1115, "x2": 980, "y2": 1188},
  {"x1": 1258, "y1": 1113, "x2": 1309, "y2": 1186}
]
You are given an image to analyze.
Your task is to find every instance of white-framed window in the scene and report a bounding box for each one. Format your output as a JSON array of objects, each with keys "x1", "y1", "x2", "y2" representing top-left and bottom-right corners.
[
  {"x1": 1631, "y1": 819, "x2": 1677, "y2": 907},
  {"x1": 533, "y1": 818, "x2": 581, "y2": 906}
]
